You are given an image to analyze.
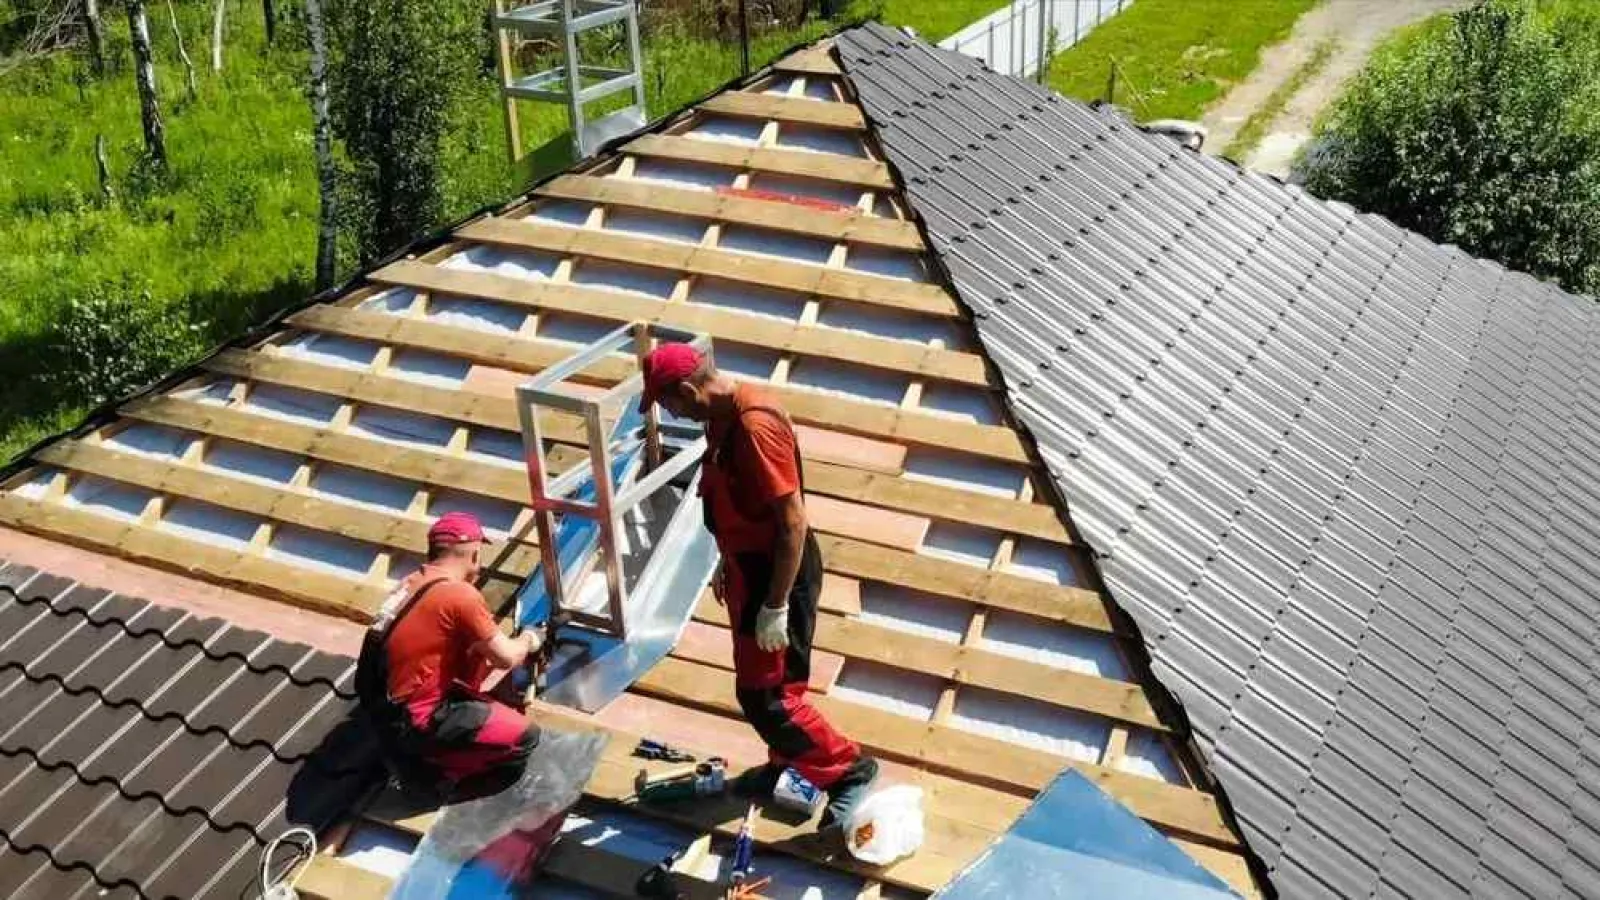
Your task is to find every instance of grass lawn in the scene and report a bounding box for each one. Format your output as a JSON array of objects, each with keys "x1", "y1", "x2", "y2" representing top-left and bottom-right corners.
[
  {"x1": 878, "y1": 0, "x2": 1012, "y2": 43},
  {"x1": 1047, "y1": 0, "x2": 1320, "y2": 122},
  {"x1": 0, "y1": 3, "x2": 847, "y2": 462}
]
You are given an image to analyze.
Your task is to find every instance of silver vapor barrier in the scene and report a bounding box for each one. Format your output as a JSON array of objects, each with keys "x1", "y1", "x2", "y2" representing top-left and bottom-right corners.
[{"x1": 513, "y1": 322, "x2": 719, "y2": 712}]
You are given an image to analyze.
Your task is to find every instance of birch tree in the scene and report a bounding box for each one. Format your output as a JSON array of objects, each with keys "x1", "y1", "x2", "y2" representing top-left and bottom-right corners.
[
  {"x1": 305, "y1": 0, "x2": 337, "y2": 289},
  {"x1": 126, "y1": 0, "x2": 167, "y2": 167}
]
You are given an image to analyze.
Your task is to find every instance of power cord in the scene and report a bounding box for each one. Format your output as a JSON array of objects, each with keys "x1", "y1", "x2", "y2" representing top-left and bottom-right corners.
[{"x1": 259, "y1": 827, "x2": 318, "y2": 900}]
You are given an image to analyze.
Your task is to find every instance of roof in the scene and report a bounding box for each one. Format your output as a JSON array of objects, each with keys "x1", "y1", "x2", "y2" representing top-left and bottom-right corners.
[
  {"x1": 0, "y1": 562, "x2": 370, "y2": 899},
  {"x1": 837, "y1": 22, "x2": 1600, "y2": 899},
  {"x1": 0, "y1": 30, "x2": 1261, "y2": 897}
]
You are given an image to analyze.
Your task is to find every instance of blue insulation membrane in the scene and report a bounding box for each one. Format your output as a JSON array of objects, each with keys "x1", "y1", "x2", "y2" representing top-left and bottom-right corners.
[{"x1": 933, "y1": 769, "x2": 1239, "y2": 899}]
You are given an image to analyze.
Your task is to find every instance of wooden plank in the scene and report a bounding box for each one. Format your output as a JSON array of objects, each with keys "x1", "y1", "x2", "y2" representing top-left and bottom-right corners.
[
  {"x1": 455, "y1": 217, "x2": 960, "y2": 318},
  {"x1": 693, "y1": 596, "x2": 1163, "y2": 730},
  {"x1": 0, "y1": 492, "x2": 386, "y2": 621},
  {"x1": 369, "y1": 712, "x2": 979, "y2": 893},
  {"x1": 625, "y1": 133, "x2": 894, "y2": 190},
  {"x1": 538, "y1": 174, "x2": 923, "y2": 250},
  {"x1": 632, "y1": 656, "x2": 1237, "y2": 845},
  {"x1": 205, "y1": 348, "x2": 584, "y2": 441},
  {"x1": 1169, "y1": 837, "x2": 1264, "y2": 899},
  {"x1": 35, "y1": 440, "x2": 542, "y2": 578},
  {"x1": 774, "y1": 45, "x2": 842, "y2": 75},
  {"x1": 288, "y1": 304, "x2": 630, "y2": 387},
  {"x1": 120, "y1": 395, "x2": 542, "y2": 508},
  {"x1": 368, "y1": 266, "x2": 1025, "y2": 464},
  {"x1": 239, "y1": 348, "x2": 1029, "y2": 543},
  {"x1": 297, "y1": 856, "x2": 391, "y2": 900},
  {"x1": 366, "y1": 259, "x2": 985, "y2": 387},
  {"x1": 698, "y1": 91, "x2": 865, "y2": 131},
  {"x1": 805, "y1": 460, "x2": 1071, "y2": 545},
  {"x1": 816, "y1": 534, "x2": 1115, "y2": 633}
]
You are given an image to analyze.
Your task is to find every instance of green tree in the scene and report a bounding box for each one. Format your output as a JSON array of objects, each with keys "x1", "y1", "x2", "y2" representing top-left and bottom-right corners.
[
  {"x1": 327, "y1": 0, "x2": 482, "y2": 262},
  {"x1": 1300, "y1": 0, "x2": 1600, "y2": 295}
]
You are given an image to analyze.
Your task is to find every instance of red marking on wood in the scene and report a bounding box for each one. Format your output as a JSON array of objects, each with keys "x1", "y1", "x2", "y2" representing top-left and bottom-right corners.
[{"x1": 714, "y1": 185, "x2": 853, "y2": 213}]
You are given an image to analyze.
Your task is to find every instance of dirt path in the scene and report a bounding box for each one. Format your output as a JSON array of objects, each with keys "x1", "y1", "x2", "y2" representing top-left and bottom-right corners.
[{"x1": 1201, "y1": 0, "x2": 1470, "y2": 177}]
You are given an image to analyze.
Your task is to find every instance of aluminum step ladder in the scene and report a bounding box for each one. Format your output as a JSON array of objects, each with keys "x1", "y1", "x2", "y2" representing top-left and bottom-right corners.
[
  {"x1": 492, "y1": 0, "x2": 648, "y2": 160},
  {"x1": 511, "y1": 322, "x2": 718, "y2": 712}
]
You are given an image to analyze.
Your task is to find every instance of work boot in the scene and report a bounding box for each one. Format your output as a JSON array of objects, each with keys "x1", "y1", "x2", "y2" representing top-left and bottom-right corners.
[
  {"x1": 732, "y1": 762, "x2": 785, "y2": 798},
  {"x1": 819, "y1": 756, "x2": 879, "y2": 834}
]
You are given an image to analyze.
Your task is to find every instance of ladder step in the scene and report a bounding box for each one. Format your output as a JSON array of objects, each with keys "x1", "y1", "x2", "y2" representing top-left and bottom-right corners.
[
  {"x1": 495, "y1": 0, "x2": 633, "y2": 35},
  {"x1": 506, "y1": 66, "x2": 639, "y2": 104}
]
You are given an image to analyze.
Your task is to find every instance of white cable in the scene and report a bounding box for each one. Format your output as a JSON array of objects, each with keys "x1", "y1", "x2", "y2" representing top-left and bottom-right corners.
[{"x1": 259, "y1": 826, "x2": 318, "y2": 900}]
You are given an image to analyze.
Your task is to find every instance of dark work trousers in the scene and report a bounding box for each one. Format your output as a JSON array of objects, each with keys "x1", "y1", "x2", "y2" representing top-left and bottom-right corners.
[{"x1": 726, "y1": 530, "x2": 860, "y2": 789}]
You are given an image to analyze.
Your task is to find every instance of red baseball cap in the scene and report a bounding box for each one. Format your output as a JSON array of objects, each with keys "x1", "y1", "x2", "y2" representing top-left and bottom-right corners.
[
  {"x1": 638, "y1": 343, "x2": 704, "y2": 413},
  {"x1": 428, "y1": 511, "x2": 490, "y2": 545}
]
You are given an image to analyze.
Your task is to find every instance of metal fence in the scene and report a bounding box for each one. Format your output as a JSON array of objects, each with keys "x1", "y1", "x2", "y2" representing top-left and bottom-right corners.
[{"x1": 939, "y1": 0, "x2": 1130, "y2": 82}]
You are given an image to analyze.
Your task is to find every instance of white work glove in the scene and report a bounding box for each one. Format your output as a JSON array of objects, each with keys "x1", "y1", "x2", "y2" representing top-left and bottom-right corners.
[{"x1": 755, "y1": 604, "x2": 790, "y2": 652}]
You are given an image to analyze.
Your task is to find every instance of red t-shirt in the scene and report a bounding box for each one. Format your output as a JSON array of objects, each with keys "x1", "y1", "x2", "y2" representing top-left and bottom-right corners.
[
  {"x1": 704, "y1": 385, "x2": 802, "y2": 554},
  {"x1": 384, "y1": 565, "x2": 499, "y2": 720}
]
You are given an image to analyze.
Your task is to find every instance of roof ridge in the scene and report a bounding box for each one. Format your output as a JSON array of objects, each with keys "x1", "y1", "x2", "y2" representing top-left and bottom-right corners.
[{"x1": 0, "y1": 584, "x2": 355, "y2": 697}]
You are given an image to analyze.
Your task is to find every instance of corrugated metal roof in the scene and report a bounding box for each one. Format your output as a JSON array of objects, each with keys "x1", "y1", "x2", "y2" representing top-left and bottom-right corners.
[
  {"x1": 0, "y1": 562, "x2": 376, "y2": 899},
  {"x1": 838, "y1": 23, "x2": 1600, "y2": 899}
]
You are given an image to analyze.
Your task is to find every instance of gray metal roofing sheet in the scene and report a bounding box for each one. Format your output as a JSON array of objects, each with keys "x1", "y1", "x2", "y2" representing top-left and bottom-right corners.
[
  {"x1": 0, "y1": 561, "x2": 375, "y2": 899},
  {"x1": 838, "y1": 22, "x2": 1600, "y2": 899}
]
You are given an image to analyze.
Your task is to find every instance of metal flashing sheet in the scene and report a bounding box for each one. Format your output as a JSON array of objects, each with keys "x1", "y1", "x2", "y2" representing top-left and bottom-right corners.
[{"x1": 935, "y1": 769, "x2": 1236, "y2": 899}]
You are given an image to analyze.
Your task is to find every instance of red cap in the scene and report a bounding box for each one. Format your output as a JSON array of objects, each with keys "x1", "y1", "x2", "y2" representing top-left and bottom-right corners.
[
  {"x1": 428, "y1": 511, "x2": 490, "y2": 546},
  {"x1": 638, "y1": 343, "x2": 704, "y2": 413}
]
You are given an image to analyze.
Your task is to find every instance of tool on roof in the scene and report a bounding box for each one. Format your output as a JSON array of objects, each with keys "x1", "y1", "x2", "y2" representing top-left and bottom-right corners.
[
  {"x1": 634, "y1": 849, "x2": 687, "y2": 900},
  {"x1": 729, "y1": 803, "x2": 758, "y2": 885},
  {"x1": 724, "y1": 878, "x2": 773, "y2": 900},
  {"x1": 635, "y1": 757, "x2": 727, "y2": 803},
  {"x1": 512, "y1": 322, "x2": 720, "y2": 712},
  {"x1": 635, "y1": 738, "x2": 696, "y2": 763}
]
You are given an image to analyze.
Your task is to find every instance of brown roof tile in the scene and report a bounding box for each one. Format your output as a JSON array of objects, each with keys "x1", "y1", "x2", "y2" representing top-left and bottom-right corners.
[{"x1": 0, "y1": 561, "x2": 378, "y2": 899}]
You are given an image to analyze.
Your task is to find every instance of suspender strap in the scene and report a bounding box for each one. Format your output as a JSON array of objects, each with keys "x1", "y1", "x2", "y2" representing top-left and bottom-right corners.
[{"x1": 378, "y1": 578, "x2": 449, "y2": 644}]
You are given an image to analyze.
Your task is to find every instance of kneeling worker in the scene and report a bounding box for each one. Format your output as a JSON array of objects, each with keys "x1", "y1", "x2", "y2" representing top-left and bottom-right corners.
[
  {"x1": 360, "y1": 511, "x2": 542, "y2": 795},
  {"x1": 638, "y1": 343, "x2": 879, "y2": 832}
]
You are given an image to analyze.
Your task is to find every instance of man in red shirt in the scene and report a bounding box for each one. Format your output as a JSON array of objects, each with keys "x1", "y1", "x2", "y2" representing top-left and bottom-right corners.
[
  {"x1": 638, "y1": 343, "x2": 878, "y2": 833},
  {"x1": 360, "y1": 511, "x2": 542, "y2": 795}
]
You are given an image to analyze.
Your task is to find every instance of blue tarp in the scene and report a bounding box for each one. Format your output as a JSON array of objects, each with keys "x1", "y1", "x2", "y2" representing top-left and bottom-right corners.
[{"x1": 934, "y1": 770, "x2": 1240, "y2": 899}]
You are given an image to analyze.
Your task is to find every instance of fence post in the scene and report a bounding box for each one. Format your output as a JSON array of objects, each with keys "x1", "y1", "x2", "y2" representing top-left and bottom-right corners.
[
  {"x1": 1073, "y1": 0, "x2": 1081, "y2": 45},
  {"x1": 1036, "y1": 0, "x2": 1048, "y2": 83},
  {"x1": 988, "y1": 18, "x2": 995, "y2": 68}
]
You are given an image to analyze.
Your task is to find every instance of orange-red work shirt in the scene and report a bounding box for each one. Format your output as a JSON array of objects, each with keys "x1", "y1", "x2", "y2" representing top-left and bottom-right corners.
[
  {"x1": 702, "y1": 384, "x2": 803, "y2": 555},
  {"x1": 384, "y1": 565, "x2": 499, "y2": 714}
]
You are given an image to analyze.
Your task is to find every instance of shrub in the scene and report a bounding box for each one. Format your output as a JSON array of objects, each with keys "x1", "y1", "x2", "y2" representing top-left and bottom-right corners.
[
  {"x1": 42, "y1": 279, "x2": 209, "y2": 406},
  {"x1": 1299, "y1": 0, "x2": 1600, "y2": 295}
]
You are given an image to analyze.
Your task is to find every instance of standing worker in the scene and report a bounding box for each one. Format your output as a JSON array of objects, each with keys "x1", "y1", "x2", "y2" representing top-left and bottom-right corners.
[
  {"x1": 637, "y1": 343, "x2": 879, "y2": 834},
  {"x1": 358, "y1": 511, "x2": 542, "y2": 797}
]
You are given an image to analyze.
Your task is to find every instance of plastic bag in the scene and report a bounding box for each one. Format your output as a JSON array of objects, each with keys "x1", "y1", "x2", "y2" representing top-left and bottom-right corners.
[{"x1": 845, "y1": 784, "x2": 925, "y2": 865}]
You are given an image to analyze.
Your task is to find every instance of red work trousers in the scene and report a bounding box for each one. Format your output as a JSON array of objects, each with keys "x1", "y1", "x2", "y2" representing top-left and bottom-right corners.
[{"x1": 724, "y1": 531, "x2": 860, "y2": 789}]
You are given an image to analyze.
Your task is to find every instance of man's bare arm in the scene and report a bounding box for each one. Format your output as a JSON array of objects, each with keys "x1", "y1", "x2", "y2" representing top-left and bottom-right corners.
[
  {"x1": 475, "y1": 631, "x2": 538, "y2": 669},
  {"x1": 765, "y1": 491, "x2": 807, "y2": 609}
]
